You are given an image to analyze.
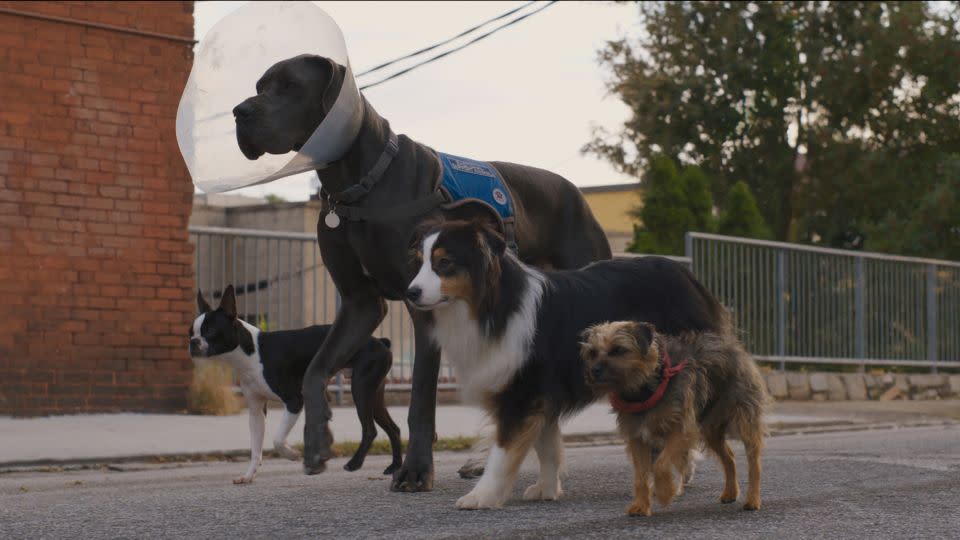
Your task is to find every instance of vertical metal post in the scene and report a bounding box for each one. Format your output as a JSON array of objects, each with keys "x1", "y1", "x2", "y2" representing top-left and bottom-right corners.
[
  {"x1": 855, "y1": 257, "x2": 865, "y2": 371},
  {"x1": 221, "y1": 236, "x2": 226, "y2": 295},
  {"x1": 208, "y1": 236, "x2": 214, "y2": 300},
  {"x1": 684, "y1": 232, "x2": 693, "y2": 270},
  {"x1": 255, "y1": 239, "x2": 261, "y2": 328},
  {"x1": 927, "y1": 264, "x2": 938, "y2": 373},
  {"x1": 776, "y1": 250, "x2": 786, "y2": 371}
]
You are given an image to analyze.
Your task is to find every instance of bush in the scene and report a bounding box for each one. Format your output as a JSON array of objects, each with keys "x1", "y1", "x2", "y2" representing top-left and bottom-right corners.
[
  {"x1": 717, "y1": 181, "x2": 772, "y2": 239},
  {"x1": 628, "y1": 156, "x2": 714, "y2": 254},
  {"x1": 187, "y1": 361, "x2": 244, "y2": 415}
]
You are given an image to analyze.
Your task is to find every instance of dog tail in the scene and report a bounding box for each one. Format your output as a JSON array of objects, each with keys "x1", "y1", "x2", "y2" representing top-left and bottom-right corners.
[
  {"x1": 379, "y1": 337, "x2": 392, "y2": 350},
  {"x1": 679, "y1": 263, "x2": 733, "y2": 335}
]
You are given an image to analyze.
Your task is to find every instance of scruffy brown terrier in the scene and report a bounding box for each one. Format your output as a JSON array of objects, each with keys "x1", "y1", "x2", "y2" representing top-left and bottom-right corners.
[{"x1": 581, "y1": 321, "x2": 770, "y2": 516}]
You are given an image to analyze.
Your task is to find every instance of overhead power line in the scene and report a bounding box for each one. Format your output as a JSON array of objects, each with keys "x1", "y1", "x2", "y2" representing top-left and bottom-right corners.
[
  {"x1": 356, "y1": 1, "x2": 538, "y2": 78},
  {"x1": 359, "y1": 1, "x2": 558, "y2": 91}
]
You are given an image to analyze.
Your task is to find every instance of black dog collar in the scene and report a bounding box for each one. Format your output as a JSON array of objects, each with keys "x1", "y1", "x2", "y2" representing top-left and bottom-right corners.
[
  {"x1": 321, "y1": 130, "x2": 448, "y2": 225},
  {"x1": 326, "y1": 130, "x2": 400, "y2": 205}
]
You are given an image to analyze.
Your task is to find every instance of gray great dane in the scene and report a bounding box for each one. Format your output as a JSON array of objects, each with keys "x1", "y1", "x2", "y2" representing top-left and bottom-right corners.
[{"x1": 232, "y1": 55, "x2": 612, "y2": 491}]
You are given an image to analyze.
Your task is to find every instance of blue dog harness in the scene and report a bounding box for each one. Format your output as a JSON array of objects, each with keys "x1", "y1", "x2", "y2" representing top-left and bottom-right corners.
[
  {"x1": 437, "y1": 153, "x2": 514, "y2": 222},
  {"x1": 436, "y1": 152, "x2": 517, "y2": 251},
  {"x1": 322, "y1": 131, "x2": 518, "y2": 251}
]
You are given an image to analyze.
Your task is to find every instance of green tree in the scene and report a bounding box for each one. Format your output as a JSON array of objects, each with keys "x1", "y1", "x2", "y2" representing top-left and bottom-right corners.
[
  {"x1": 587, "y1": 1, "x2": 960, "y2": 251},
  {"x1": 628, "y1": 155, "x2": 714, "y2": 254},
  {"x1": 264, "y1": 193, "x2": 286, "y2": 204},
  {"x1": 682, "y1": 164, "x2": 715, "y2": 233},
  {"x1": 717, "y1": 181, "x2": 772, "y2": 239},
  {"x1": 863, "y1": 154, "x2": 960, "y2": 259}
]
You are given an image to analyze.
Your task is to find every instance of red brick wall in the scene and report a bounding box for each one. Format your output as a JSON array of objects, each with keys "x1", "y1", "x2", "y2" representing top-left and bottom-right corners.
[{"x1": 0, "y1": 2, "x2": 196, "y2": 416}]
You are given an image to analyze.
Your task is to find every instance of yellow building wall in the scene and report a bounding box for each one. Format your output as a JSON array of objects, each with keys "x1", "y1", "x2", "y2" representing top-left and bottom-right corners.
[{"x1": 582, "y1": 187, "x2": 643, "y2": 252}]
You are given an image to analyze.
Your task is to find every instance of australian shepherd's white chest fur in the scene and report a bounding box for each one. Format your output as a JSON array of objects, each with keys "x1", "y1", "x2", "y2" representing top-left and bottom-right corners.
[
  {"x1": 405, "y1": 219, "x2": 728, "y2": 510},
  {"x1": 410, "y1": 228, "x2": 547, "y2": 402},
  {"x1": 430, "y1": 265, "x2": 546, "y2": 403}
]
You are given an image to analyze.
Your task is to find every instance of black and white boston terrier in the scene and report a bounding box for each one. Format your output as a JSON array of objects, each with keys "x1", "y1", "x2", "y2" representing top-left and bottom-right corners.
[{"x1": 189, "y1": 286, "x2": 402, "y2": 484}]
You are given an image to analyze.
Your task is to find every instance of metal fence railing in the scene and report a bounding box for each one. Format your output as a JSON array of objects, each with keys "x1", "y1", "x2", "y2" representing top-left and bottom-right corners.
[
  {"x1": 191, "y1": 225, "x2": 959, "y2": 383},
  {"x1": 686, "y1": 232, "x2": 960, "y2": 371}
]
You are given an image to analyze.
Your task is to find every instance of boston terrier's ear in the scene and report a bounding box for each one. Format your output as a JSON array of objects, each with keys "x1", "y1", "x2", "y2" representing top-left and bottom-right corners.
[
  {"x1": 197, "y1": 289, "x2": 212, "y2": 314},
  {"x1": 219, "y1": 285, "x2": 238, "y2": 320}
]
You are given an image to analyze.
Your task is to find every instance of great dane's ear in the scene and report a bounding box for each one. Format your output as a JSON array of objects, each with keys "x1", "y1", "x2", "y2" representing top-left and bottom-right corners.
[
  {"x1": 197, "y1": 289, "x2": 212, "y2": 314},
  {"x1": 219, "y1": 285, "x2": 238, "y2": 320},
  {"x1": 628, "y1": 322, "x2": 655, "y2": 354},
  {"x1": 303, "y1": 55, "x2": 346, "y2": 115}
]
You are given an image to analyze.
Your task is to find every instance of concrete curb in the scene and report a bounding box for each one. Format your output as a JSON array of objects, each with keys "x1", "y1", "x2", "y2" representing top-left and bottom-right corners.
[{"x1": 9, "y1": 418, "x2": 954, "y2": 473}]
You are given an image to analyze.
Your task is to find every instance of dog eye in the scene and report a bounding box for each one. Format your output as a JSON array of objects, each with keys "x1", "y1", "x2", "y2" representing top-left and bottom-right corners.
[
  {"x1": 608, "y1": 345, "x2": 627, "y2": 357},
  {"x1": 435, "y1": 257, "x2": 453, "y2": 272}
]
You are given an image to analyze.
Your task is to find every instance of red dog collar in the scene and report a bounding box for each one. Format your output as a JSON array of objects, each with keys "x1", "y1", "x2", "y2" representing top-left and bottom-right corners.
[{"x1": 608, "y1": 348, "x2": 688, "y2": 414}]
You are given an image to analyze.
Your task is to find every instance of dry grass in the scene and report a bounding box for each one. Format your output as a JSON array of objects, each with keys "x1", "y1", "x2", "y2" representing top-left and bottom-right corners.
[
  {"x1": 292, "y1": 436, "x2": 479, "y2": 457},
  {"x1": 187, "y1": 361, "x2": 244, "y2": 415}
]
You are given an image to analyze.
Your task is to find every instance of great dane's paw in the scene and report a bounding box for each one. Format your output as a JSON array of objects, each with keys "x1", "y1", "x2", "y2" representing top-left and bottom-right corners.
[
  {"x1": 383, "y1": 461, "x2": 401, "y2": 476},
  {"x1": 232, "y1": 475, "x2": 254, "y2": 485},
  {"x1": 455, "y1": 487, "x2": 504, "y2": 510},
  {"x1": 303, "y1": 461, "x2": 327, "y2": 476},
  {"x1": 343, "y1": 457, "x2": 363, "y2": 472},
  {"x1": 303, "y1": 422, "x2": 334, "y2": 475},
  {"x1": 522, "y1": 481, "x2": 563, "y2": 501},
  {"x1": 275, "y1": 444, "x2": 301, "y2": 461},
  {"x1": 390, "y1": 460, "x2": 434, "y2": 492}
]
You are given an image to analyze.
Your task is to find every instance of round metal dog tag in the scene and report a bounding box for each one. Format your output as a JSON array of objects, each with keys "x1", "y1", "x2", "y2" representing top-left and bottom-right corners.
[{"x1": 325, "y1": 211, "x2": 341, "y2": 229}]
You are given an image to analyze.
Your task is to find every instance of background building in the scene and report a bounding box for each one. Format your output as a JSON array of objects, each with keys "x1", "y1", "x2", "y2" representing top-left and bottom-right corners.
[{"x1": 579, "y1": 184, "x2": 642, "y2": 253}]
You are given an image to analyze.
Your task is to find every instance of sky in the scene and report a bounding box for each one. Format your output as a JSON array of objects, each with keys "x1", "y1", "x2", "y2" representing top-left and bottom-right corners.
[{"x1": 192, "y1": 1, "x2": 643, "y2": 201}]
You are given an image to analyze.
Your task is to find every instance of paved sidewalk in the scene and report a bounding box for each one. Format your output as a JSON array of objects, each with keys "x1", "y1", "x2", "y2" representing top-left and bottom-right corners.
[{"x1": 1, "y1": 400, "x2": 956, "y2": 465}]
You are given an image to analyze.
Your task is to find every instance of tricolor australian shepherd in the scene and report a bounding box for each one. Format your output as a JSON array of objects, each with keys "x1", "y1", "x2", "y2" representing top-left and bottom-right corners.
[{"x1": 405, "y1": 219, "x2": 727, "y2": 509}]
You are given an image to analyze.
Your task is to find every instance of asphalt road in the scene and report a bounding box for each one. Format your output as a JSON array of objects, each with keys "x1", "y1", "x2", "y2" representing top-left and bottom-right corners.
[{"x1": 2, "y1": 424, "x2": 958, "y2": 539}]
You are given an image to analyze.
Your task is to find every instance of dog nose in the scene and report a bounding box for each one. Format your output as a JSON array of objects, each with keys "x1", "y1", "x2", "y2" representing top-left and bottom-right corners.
[
  {"x1": 590, "y1": 363, "x2": 606, "y2": 379},
  {"x1": 232, "y1": 102, "x2": 254, "y2": 120},
  {"x1": 405, "y1": 287, "x2": 422, "y2": 303}
]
